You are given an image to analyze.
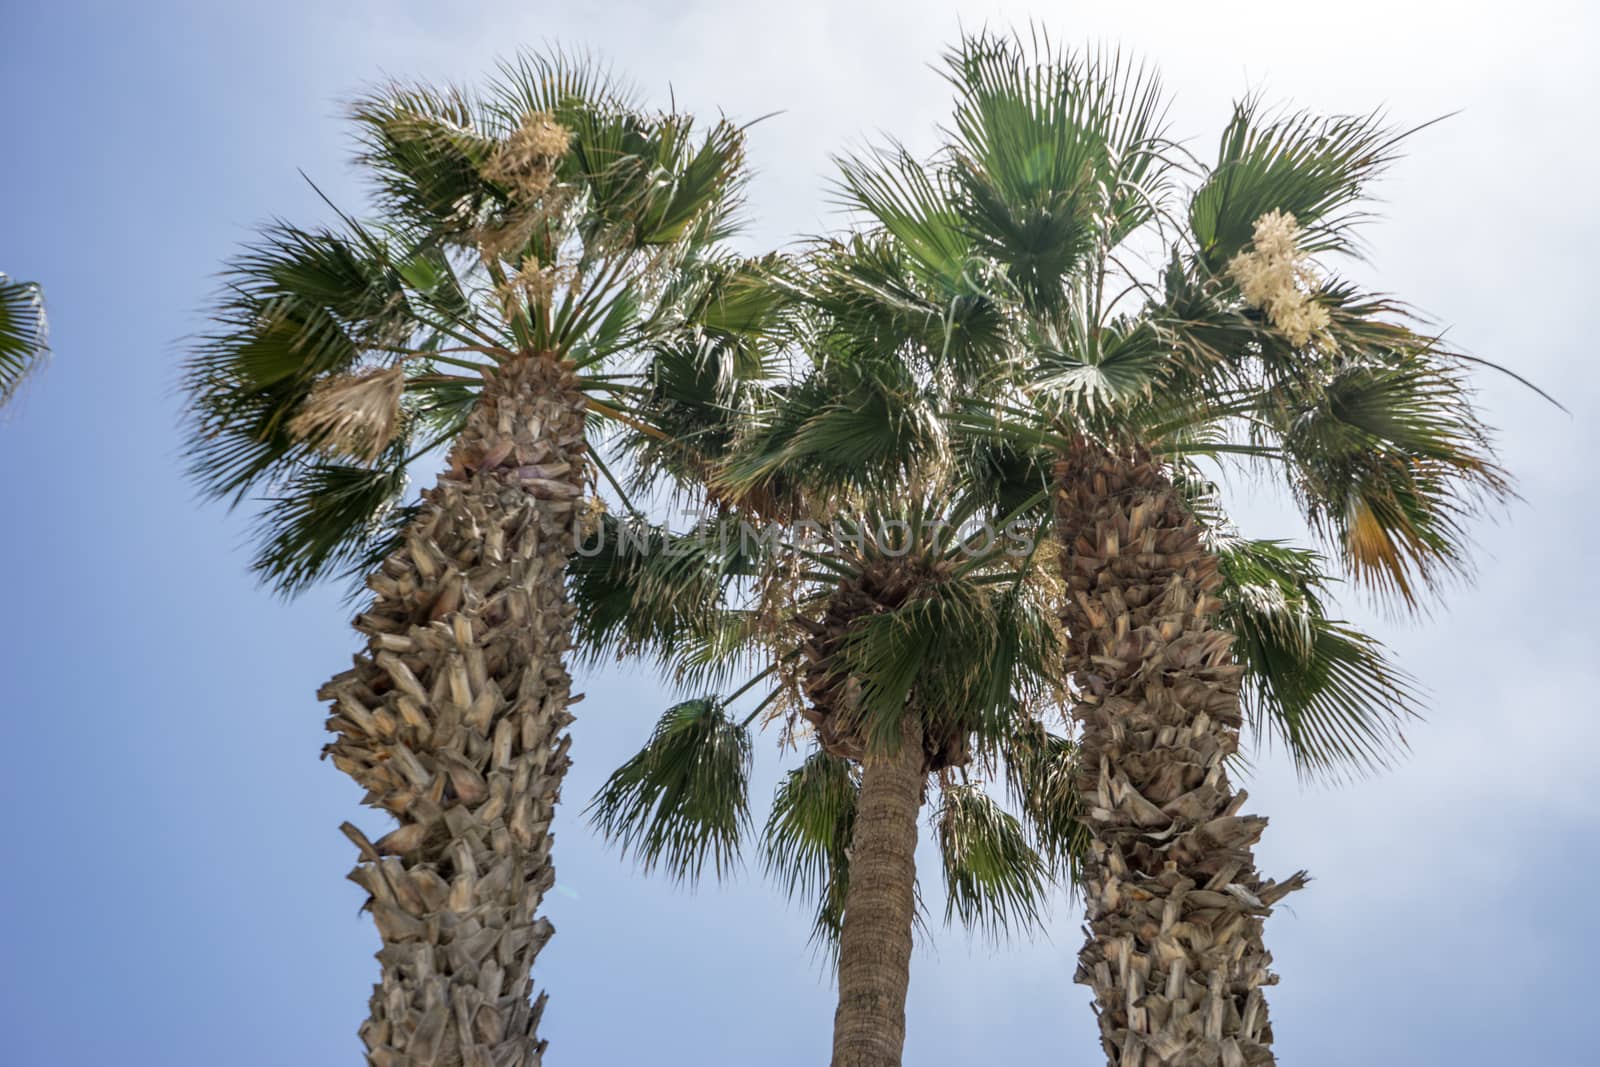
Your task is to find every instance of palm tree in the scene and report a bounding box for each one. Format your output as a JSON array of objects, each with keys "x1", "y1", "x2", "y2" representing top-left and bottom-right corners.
[
  {"x1": 709, "y1": 31, "x2": 1516, "y2": 1066},
  {"x1": 950, "y1": 42, "x2": 1512, "y2": 1066},
  {"x1": 565, "y1": 245, "x2": 1078, "y2": 1066},
  {"x1": 0, "y1": 273, "x2": 48, "y2": 406},
  {"x1": 180, "y1": 52, "x2": 749, "y2": 1066},
  {"x1": 578, "y1": 501, "x2": 1082, "y2": 1067}
]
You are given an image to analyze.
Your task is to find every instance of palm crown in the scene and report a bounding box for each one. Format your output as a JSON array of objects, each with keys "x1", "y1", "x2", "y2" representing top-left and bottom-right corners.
[
  {"x1": 720, "y1": 37, "x2": 1502, "y2": 591},
  {"x1": 181, "y1": 51, "x2": 750, "y2": 592},
  {"x1": 582, "y1": 502, "x2": 1083, "y2": 944}
]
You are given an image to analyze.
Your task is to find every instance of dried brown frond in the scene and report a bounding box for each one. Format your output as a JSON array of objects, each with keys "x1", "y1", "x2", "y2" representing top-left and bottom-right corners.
[{"x1": 288, "y1": 365, "x2": 405, "y2": 462}]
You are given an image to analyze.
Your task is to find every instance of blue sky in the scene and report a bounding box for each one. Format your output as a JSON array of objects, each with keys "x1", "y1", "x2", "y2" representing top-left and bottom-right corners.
[{"x1": 2, "y1": 1, "x2": 1596, "y2": 1063}]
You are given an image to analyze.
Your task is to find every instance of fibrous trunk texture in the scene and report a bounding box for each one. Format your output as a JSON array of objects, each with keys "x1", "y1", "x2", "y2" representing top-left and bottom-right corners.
[
  {"x1": 320, "y1": 356, "x2": 586, "y2": 1067},
  {"x1": 1055, "y1": 441, "x2": 1307, "y2": 1067},
  {"x1": 830, "y1": 718, "x2": 926, "y2": 1067}
]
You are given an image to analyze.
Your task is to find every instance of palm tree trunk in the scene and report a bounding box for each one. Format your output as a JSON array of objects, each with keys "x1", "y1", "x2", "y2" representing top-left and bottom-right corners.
[
  {"x1": 320, "y1": 356, "x2": 586, "y2": 1067},
  {"x1": 830, "y1": 719, "x2": 925, "y2": 1067},
  {"x1": 1054, "y1": 440, "x2": 1307, "y2": 1067}
]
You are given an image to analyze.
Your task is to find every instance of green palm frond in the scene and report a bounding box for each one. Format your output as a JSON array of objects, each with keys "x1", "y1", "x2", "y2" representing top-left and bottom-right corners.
[
  {"x1": 182, "y1": 216, "x2": 462, "y2": 499},
  {"x1": 835, "y1": 147, "x2": 979, "y2": 299},
  {"x1": 486, "y1": 47, "x2": 641, "y2": 121},
  {"x1": 676, "y1": 253, "x2": 796, "y2": 359},
  {"x1": 948, "y1": 401, "x2": 1076, "y2": 467},
  {"x1": 181, "y1": 220, "x2": 472, "y2": 590},
  {"x1": 350, "y1": 83, "x2": 501, "y2": 242},
  {"x1": 250, "y1": 456, "x2": 412, "y2": 595},
  {"x1": 715, "y1": 348, "x2": 945, "y2": 501},
  {"x1": 1147, "y1": 248, "x2": 1274, "y2": 392},
  {"x1": 621, "y1": 338, "x2": 749, "y2": 492},
  {"x1": 202, "y1": 224, "x2": 413, "y2": 387},
  {"x1": 0, "y1": 274, "x2": 49, "y2": 405},
  {"x1": 587, "y1": 698, "x2": 753, "y2": 883},
  {"x1": 352, "y1": 52, "x2": 745, "y2": 257},
  {"x1": 942, "y1": 32, "x2": 1174, "y2": 311},
  {"x1": 1190, "y1": 99, "x2": 1411, "y2": 271},
  {"x1": 948, "y1": 435, "x2": 1056, "y2": 524},
  {"x1": 564, "y1": 107, "x2": 748, "y2": 252},
  {"x1": 762, "y1": 749, "x2": 859, "y2": 947},
  {"x1": 1269, "y1": 335, "x2": 1508, "y2": 605},
  {"x1": 1003, "y1": 720, "x2": 1088, "y2": 883},
  {"x1": 568, "y1": 514, "x2": 757, "y2": 674},
  {"x1": 934, "y1": 782, "x2": 1050, "y2": 938},
  {"x1": 620, "y1": 253, "x2": 798, "y2": 497},
  {"x1": 1215, "y1": 536, "x2": 1421, "y2": 779},
  {"x1": 803, "y1": 234, "x2": 1006, "y2": 382},
  {"x1": 1028, "y1": 311, "x2": 1168, "y2": 418},
  {"x1": 826, "y1": 557, "x2": 1062, "y2": 756}
]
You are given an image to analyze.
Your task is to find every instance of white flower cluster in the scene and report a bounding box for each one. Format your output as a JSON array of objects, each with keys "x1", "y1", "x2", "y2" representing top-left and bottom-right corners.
[
  {"x1": 1227, "y1": 209, "x2": 1330, "y2": 348},
  {"x1": 481, "y1": 112, "x2": 572, "y2": 202},
  {"x1": 475, "y1": 113, "x2": 573, "y2": 261}
]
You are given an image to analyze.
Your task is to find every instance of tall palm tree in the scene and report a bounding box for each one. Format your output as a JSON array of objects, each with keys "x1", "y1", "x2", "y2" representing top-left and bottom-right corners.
[
  {"x1": 949, "y1": 42, "x2": 1511, "y2": 1066},
  {"x1": 568, "y1": 246, "x2": 1079, "y2": 1066},
  {"x1": 0, "y1": 273, "x2": 48, "y2": 406},
  {"x1": 713, "y1": 31, "x2": 1516, "y2": 1066},
  {"x1": 180, "y1": 52, "x2": 750, "y2": 1066}
]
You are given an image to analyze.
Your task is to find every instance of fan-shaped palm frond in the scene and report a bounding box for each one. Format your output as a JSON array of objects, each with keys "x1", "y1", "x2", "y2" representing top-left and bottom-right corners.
[
  {"x1": 0, "y1": 274, "x2": 49, "y2": 406},
  {"x1": 828, "y1": 554, "x2": 1062, "y2": 756},
  {"x1": 586, "y1": 698, "x2": 753, "y2": 882},
  {"x1": 1190, "y1": 99, "x2": 1412, "y2": 271},
  {"x1": 934, "y1": 782, "x2": 1051, "y2": 938},
  {"x1": 714, "y1": 346, "x2": 947, "y2": 502},
  {"x1": 835, "y1": 147, "x2": 980, "y2": 301},
  {"x1": 617, "y1": 252, "x2": 798, "y2": 499},
  {"x1": 1215, "y1": 536, "x2": 1422, "y2": 779},
  {"x1": 762, "y1": 748, "x2": 860, "y2": 947},
  {"x1": 1265, "y1": 334, "x2": 1506, "y2": 605},
  {"x1": 250, "y1": 456, "x2": 413, "y2": 593},
  {"x1": 568, "y1": 513, "x2": 770, "y2": 690},
  {"x1": 1027, "y1": 311, "x2": 1168, "y2": 418},
  {"x1": 1003, "y1": 719, "x2": 1088, "y2": 883},
  {"x1": 940, "y1": 33, "x2": 1175, "y2": 311}
]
